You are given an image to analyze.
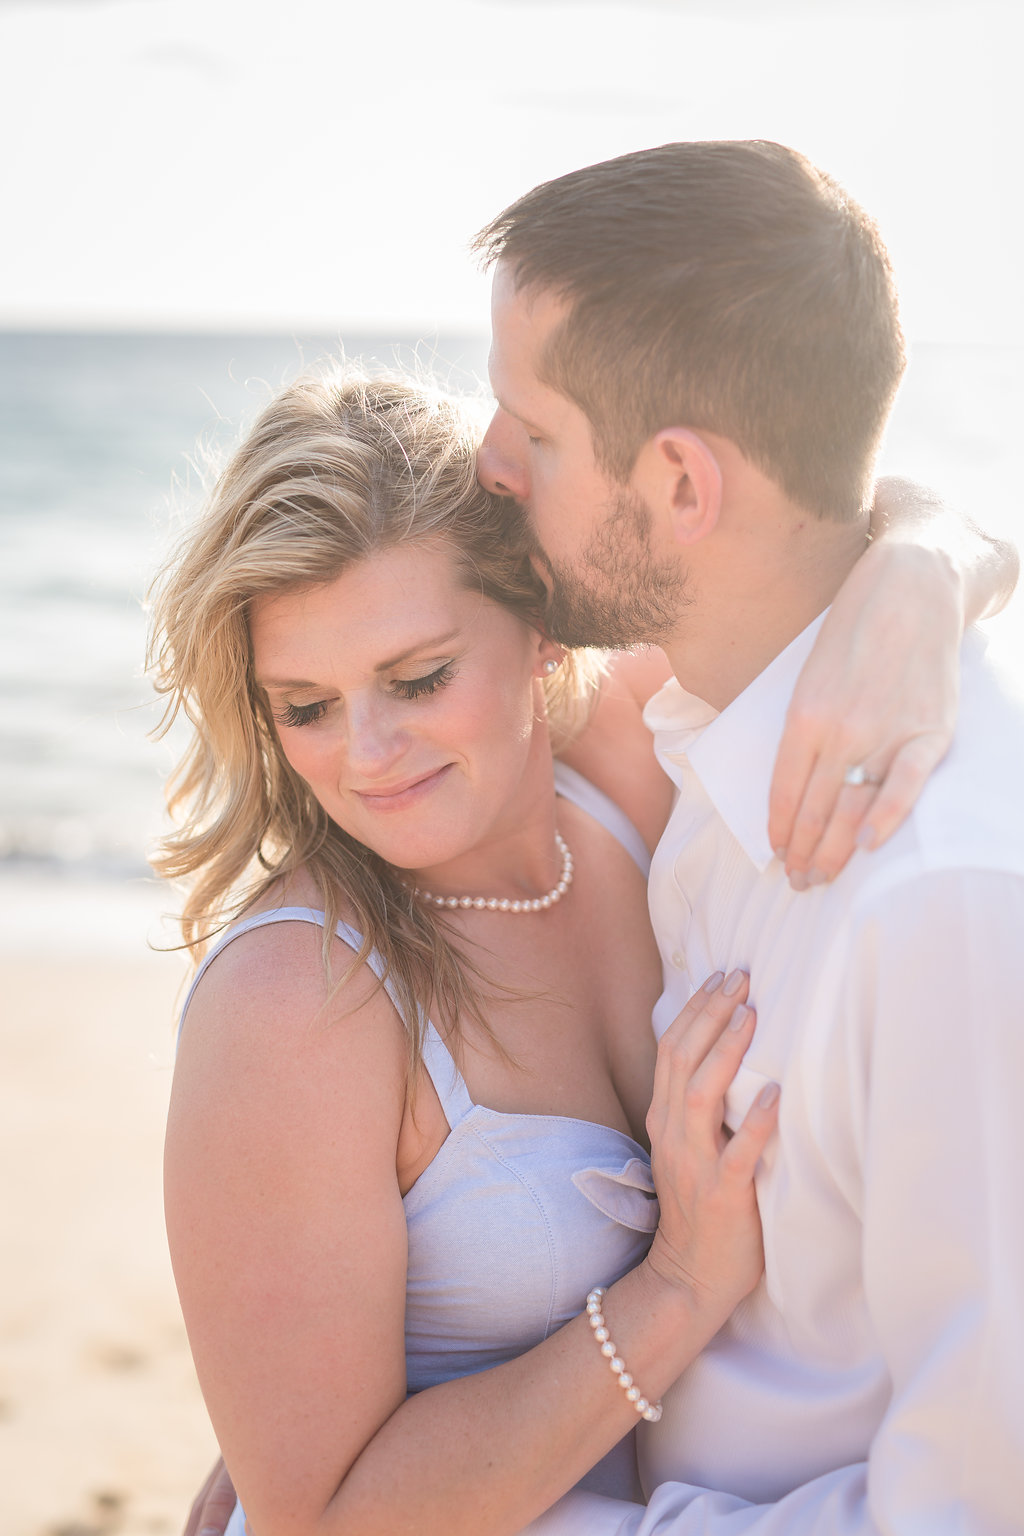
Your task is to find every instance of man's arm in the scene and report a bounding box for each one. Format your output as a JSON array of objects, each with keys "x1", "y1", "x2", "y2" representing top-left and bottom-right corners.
[
  {"x1": 770, "y1": 478, "x2": 1019, "y2": 884},
  {"x1": 525, "y1": 870, "x2": 1024, "y2": 1536}
]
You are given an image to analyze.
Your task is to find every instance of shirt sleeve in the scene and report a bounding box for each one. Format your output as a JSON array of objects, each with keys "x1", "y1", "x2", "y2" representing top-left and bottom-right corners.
[{"x1": 523, "y1": 868, "x2": 1024, "y2": 1536}]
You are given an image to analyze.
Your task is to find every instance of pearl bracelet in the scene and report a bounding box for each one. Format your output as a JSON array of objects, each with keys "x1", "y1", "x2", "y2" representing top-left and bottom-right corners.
[{"x1": 585, "y1": 1287, "x2": 663, "y2": 1423}]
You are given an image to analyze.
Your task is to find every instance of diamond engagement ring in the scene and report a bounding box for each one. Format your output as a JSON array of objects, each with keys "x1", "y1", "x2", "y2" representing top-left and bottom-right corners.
[{"x1": 843, "y1": 765, "x2": 884, "y2": 788}]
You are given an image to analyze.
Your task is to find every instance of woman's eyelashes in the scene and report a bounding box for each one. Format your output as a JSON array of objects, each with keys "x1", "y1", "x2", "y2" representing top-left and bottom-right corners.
[
  {"x1": 273, "y1": 662, "x2": 458, "y2": 728},
  {"x1": 391, "y1": 661, "x2": 457, "y2": 701},
  {"x1": 274, "y1": 699, "x2": 330, "y2": 729}
]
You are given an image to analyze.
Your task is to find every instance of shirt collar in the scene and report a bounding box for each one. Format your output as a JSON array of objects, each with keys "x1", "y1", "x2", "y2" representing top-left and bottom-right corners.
[{"x1": 643, "y1": 612, "x2": 828, "y2": 872}]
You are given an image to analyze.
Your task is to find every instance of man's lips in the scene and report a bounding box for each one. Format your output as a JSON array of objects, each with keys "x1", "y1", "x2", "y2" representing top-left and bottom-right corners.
[{"x1": 353, "y1": 763, "x2": 453, "y2": 808}]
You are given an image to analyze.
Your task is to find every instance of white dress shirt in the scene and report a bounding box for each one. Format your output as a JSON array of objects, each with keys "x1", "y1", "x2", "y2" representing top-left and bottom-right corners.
[{"x1": 526, "y1": 618, "x2": 1024, "y2": 1535}]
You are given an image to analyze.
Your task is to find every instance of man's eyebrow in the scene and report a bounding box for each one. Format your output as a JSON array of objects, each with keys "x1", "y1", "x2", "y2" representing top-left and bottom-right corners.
[
  {"x1": 256, "y1": 629, "x2": 462, "y2": 691},
  {"x1": 487, "y1": 363, "x2": 529, "y2": 425},
  {"x1": 493, "y1": 392, "x2": 544, "y2": 433}
]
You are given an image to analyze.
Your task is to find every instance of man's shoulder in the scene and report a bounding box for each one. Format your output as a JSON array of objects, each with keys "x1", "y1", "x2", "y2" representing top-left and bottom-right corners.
[
  {"x1": 891, "y1": 630, "x2": 1024, "y2": 878},
  {"x1": 810, "y1": 633, "x2": 1024, "y2": 940}
]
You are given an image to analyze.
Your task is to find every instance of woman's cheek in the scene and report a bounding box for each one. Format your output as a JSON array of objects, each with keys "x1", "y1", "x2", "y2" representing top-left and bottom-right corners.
[{"x1": 281, "y1": 731, "x2": 332, "y2": 789}]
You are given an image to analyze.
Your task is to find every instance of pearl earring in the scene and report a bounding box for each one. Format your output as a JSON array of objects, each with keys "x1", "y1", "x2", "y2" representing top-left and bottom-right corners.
[{"x1": 542, "y1": 659, "x2": 559, "y2": 676}]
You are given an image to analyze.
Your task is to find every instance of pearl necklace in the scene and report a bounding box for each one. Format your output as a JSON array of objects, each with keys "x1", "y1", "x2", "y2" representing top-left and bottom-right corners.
[{"x1": 412, "y1": 833, "x2": 573, "y2": 914}]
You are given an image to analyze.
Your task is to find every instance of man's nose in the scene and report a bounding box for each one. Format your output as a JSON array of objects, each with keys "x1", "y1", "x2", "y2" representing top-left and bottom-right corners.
[{"x1": 478, "y1": 411, "x2": 529, "y2": 502}]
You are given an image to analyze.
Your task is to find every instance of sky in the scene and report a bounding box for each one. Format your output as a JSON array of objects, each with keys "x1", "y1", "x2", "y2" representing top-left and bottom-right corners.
[{"x1": 0, "y1": 0, "x2": 1021, "y2": 341}]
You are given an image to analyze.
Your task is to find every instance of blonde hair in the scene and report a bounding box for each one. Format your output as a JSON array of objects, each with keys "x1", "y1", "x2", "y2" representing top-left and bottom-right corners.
[{"x1": 148, "y1": 366, "x2": 598, "y2": 1067}]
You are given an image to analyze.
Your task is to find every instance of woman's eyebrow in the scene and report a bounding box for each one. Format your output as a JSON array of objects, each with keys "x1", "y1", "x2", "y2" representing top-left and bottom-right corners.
[
  {"x1": 255, "y1": 673, "x2": 324, "y2": 691},
  {"x1": 256, "y1": 629, "x2": 463, "y2": 691},
  {"x1": 374, "y1": 628, "x2": 461, "y2": 672}
]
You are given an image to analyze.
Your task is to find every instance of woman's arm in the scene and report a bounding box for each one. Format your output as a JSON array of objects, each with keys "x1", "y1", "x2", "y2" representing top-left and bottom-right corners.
[
  {"x1": 556, "y1": 647, "x2": 675, "y2": 854},
  {"x1": 872, "y1": 475, "x2": 1018, "y2": 622},
  {"x1": 166, "y1": 920, "x2": 411, "y2": 1535},
  {"x1": 167, "y1": 939, "x2": 773, "y2": 1536},
  {"x1": 769, "y1": 477, "x2": 1018, "y2": 885}
]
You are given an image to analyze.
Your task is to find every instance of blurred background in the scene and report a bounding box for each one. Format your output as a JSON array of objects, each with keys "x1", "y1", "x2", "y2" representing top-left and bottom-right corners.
[{"x1": 1, "y1": 1, "x2": 1020, "y2": 1532}]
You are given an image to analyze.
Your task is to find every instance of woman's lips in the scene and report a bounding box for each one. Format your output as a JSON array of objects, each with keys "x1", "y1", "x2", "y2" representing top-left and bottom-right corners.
[{"x1": 353, "y1": 763, "x2": 453, "y2": 811}]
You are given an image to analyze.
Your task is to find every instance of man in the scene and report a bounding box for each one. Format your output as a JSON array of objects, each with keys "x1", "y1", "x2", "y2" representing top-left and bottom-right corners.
[{"x1": 472, "y1": 140, "x2": 1023, "y2": 1533}]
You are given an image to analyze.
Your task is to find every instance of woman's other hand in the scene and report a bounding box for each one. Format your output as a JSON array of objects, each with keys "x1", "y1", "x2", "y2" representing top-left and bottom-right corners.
[
  {"x1": 182, "y1": 1457, "x2": 235, "y2": 1536},
  {"x1": 644, "y1": 972, "x2": 778, "y2": 1317}
]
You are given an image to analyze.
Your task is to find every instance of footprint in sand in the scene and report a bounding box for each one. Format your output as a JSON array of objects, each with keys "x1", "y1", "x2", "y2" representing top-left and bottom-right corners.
[{"x1": 48, "y1": 1486, "x2": 126, "y2": 1536}]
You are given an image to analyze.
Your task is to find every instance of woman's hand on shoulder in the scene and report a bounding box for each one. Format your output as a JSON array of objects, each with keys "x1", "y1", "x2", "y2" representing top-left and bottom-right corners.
[
  {"x1": 165, "y1": 920, "x2": 410, "y2": 1536},
  {"x1": 771, "y1": 477, "x2": 1019, "y2": 889},
  {"x1": 769, "y1": 537, "x2": 961, "y2": 889},
  {"x1": 644, "y1": 972, "x2": 778, "y2": 1323}
]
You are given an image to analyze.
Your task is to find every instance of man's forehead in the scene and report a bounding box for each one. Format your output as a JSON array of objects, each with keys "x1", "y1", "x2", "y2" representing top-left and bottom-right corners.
[
  {"x1": 491, "y1": 260, "x2": 569, "y2": 334},
  {"x1": 488, "y1": 263, "x2": 569, "y2": 404}
]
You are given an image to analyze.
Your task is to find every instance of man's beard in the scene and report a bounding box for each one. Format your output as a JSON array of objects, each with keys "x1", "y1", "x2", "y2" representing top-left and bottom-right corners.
[{"x1": 530, "y1": 486, "x2": 687, "y2": 650}]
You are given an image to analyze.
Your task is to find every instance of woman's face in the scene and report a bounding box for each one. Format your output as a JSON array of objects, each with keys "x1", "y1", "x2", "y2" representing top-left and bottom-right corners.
[{"x1": 249, "y1": 541, "x2": 559, "y2": 874}]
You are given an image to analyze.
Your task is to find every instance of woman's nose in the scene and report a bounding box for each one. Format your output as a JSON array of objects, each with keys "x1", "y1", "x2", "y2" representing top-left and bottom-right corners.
[
  {"x1": 344, "y1": 697, "x2": 407, "y2": 779},
  {"x1": 477, "y1": 410, "x2": 529, "y2": 502}
]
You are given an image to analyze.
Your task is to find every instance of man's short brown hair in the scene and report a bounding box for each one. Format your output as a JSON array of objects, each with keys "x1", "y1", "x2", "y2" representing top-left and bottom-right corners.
[{"x1": 473, "y1": 140, "x2": 906, "y2": 520}]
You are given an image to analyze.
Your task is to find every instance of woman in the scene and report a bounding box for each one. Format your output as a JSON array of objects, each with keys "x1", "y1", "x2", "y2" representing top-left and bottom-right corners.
[{"x1": 154, "y1": 368, "x2": 994, "y2": 1536}]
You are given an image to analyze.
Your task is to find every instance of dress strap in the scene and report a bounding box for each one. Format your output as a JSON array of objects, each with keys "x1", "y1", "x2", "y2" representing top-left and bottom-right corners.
[
  {"x1": 418, "y1": 1022, "x2": 475, "y2": 1128},
  {"x1": 176, "y1": 906, "x2": 476, "y2": 1127},
  {"x1": 553, "y1": 761, "x2": 651, "y2": 876}
]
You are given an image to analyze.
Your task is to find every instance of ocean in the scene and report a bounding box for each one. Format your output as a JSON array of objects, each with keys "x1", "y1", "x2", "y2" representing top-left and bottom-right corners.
[{"x1": 1, "y1": 329, "x2": 1021, "y2": 946}]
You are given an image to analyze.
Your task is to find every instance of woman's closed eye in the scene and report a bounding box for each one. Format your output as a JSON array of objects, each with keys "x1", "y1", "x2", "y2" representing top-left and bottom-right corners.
[
  {"x1": 391, "y1": 662, "x2": 457, "y2": 701},
  {"x1": 273, "y1": 663, "x2": 457, "y2": 727},
  {"x1": 274, "y1": 699, "x2": 330, "y2": 729}
]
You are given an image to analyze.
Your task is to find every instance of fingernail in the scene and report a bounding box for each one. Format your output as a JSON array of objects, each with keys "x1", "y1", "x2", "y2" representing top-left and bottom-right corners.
[
  {"x1": 773, "y1": 846, "x2": 787, "y2": 863},
  {"x1": 729, "y1": 1004, "x2": 752, "y2": 1031},
  {"x1": 723, "y1": 968, "x2": 747, "y2": 995},
  {"x1": 702, "y1": 970, "x2": 725, "y2": 992},
  {"x1": 856, "y1": 824, "x2": 876, "y2": 850},
  {"x1": 758, "y1": 1081, "x2": 780, "y2": 1108},
  {"x1": 807, "y1": 867, "x2": 828, "y2": 886},
  {"x1": 789, "y1": 870, "x2": 809, "y2": 893}
]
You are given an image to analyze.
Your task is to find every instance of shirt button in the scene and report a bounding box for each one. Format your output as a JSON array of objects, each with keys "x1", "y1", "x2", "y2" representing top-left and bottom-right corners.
[{"x1": 671, "y1": 951, "x2": 686, "y2": 970}]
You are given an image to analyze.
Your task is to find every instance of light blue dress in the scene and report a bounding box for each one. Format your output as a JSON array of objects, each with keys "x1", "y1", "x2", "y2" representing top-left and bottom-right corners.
[{"x1": 180, "y1": 767, "x2": 658, "y2": 1528}]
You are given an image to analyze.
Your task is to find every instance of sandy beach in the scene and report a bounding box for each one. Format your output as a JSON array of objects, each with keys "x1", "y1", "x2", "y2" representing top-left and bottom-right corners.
[{"x1": 0, "y1": 881, "x2": 217, "y2": 1536}]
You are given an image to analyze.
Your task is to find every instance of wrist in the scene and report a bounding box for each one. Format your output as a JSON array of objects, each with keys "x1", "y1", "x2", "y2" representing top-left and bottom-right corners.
[
  {"x1": 633, "y1": 1245, "x2": 739, "y2": 1348},
  {"x1": 590, "y1": 1260, "x2": 710, "y2": 1406},
  {"x1": 868, "y1": 473, "x2": 1016, "y2": 625},
  {"x1": 639, "y1": 1238, "x2": 743, "y2": 1331},
  {"x1": 860, "y1": 537, "x2": 965, "y2": 634}
]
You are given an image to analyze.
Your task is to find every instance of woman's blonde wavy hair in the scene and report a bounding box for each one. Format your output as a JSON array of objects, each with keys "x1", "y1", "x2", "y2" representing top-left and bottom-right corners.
[{"x1": 148, "y1": 366, "x2": 599, "y2": 1069}]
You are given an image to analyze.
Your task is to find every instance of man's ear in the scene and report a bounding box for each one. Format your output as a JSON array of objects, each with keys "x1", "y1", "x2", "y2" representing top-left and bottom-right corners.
[{"x1": 634, "y1": 428, "x2": 723, "y2": 547}]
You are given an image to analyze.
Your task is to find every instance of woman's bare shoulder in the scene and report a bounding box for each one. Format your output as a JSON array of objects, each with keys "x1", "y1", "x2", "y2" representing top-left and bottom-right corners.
[
  {"x1": 603, "y1": 647, "x2": 675, "y2": 707},
  {"x1": 558, "y1": 648, "x2": 676, "y2": 854},
  {"x1": 174, "y1": 907, "x2": 407, "y2": 1119}
]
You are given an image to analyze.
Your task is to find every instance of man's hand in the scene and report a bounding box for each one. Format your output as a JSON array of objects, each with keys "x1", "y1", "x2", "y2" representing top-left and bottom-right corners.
[
  {"x1": 183, "y1": 1457, "x2": 236, "y2": 1536},
  {"x1": 770, "y1": 478, "x2": 1018, "y2": 887}
]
